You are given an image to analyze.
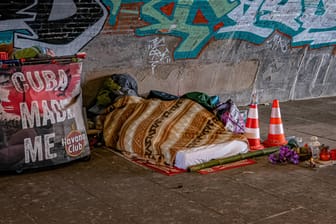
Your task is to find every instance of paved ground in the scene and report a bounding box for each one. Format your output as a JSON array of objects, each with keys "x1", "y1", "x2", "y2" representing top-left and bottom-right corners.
[{"x1": 1, "y1": 97, "x2": 336, "y2": 224}]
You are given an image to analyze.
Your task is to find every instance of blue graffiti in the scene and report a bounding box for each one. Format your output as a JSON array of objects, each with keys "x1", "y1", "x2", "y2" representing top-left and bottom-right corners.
[
  {"x1": 105, "y1": 0, "x2": 336, "y2": 59},
  {"x1": 2, "y1": 0, "x2": 333, "y2": 58}
]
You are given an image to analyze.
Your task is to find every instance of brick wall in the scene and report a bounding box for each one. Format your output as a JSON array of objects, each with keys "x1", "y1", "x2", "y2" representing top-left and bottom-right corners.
[
  {"x1": 102, "y1": 3, "x2": 147, "y2": 35},
  {"x1": 0, "y1": 0, "x2": 107, "y2": 56}
]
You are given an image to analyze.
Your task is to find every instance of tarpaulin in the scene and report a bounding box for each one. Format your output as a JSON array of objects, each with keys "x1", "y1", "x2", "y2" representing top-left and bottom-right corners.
[{"x1": 0, "y1": 62, "x2": 90, "y2": 172}]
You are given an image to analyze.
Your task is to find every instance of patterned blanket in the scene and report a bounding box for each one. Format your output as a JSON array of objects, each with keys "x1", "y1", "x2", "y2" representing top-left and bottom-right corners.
[{"x1": 103, "y1": 96, "x2": 248, "y2": 166}]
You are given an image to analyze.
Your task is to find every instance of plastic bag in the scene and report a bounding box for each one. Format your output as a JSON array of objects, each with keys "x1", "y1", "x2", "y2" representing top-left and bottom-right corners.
[
  {"x1": 13, "y1": 46, "x2": 55, "y2": 59},
  {"x1": 214, "y1": 99, "x2": 245, "y2": 134},
  {"x1": 182, "y1": 92, "x2": 219, "y2": 111}
]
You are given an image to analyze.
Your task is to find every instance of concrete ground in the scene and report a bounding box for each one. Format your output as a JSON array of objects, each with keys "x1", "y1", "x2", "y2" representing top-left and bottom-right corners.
[{"x1": 1, "y1": 96, "x2": 336, "y2": 224}]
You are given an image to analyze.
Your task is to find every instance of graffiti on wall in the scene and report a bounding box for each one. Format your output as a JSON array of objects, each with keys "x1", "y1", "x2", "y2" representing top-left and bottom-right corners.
[
  {"x1": 104, "y1": 0, "x2": 336, "y2": 59},
  {"x1": 0, "y1": 0, "x2": 107, "y2": 56},
  {"x1": 1, "y1": 0, "x2": 334, "y2": 59},
  {"x1": 147, "y1": 37, "x2": 171, "y2": 74}
]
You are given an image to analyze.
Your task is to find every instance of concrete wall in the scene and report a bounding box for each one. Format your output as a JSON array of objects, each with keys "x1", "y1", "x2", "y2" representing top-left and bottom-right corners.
[{"x1": 1, "y1": 1, "x2": 336, "y2": 106}]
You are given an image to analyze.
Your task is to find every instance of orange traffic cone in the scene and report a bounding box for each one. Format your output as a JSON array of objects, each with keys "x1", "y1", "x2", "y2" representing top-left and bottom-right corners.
[
  {"x1": 244, "y1": 104, "x2": 264, "y2": 150},
  {"x1": 263, "y1": 99, "x2": 287, "y2": 147}
]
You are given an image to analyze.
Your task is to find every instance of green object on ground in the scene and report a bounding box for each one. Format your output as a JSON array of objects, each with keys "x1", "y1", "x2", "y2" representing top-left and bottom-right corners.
[
  {"x1": 97, "y1": 90, "x2": 112, "y2": 106},
  {"x1": 188, "y1": 147, "x2": 280, "y2": 172},
  {"x1": 182, "y1": 92, "x2": 217, "y2": 110},
  {"x1": 104, "y1": 77, "x2": 121, "y2": 91}
]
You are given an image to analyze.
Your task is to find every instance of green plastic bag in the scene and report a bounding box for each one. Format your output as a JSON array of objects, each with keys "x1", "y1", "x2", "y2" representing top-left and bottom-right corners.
[
  {"x1": 13, "y1": 46, "x2": 41, "y2": 59},
  {"x1": 182, "y1": 92, "x2": 219, "y2": 110}
]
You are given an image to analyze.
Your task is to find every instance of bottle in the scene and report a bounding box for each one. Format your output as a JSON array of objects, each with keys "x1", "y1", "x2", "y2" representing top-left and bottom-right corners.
[
  {"x1": 319, "y1": 145, "x2": 330, "y2": 161},
  {"x1": 309, "y1": 136, "x2": 321, "y2": 160}
]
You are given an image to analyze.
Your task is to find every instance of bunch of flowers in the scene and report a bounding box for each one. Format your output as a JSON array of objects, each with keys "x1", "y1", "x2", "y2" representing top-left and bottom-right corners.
[{"x1": 268, "y1": 145, "x2": 300, "y2": 165}]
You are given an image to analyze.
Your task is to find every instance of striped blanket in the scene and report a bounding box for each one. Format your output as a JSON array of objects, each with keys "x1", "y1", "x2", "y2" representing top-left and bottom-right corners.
[{"x1": 103, "y1": 96, "x2": 247, "y2": 166}]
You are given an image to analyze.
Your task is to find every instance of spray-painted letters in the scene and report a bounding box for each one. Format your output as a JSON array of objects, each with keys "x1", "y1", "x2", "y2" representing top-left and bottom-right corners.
[
  {"x1": 105, "y1": 0, "x2": 336, "y2": 59},
  {"x1": 1, "y1": 1, "x2": 335, "y2": 59}
]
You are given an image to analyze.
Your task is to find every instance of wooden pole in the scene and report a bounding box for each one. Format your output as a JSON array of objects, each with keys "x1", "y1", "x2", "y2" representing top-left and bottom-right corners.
[{"x1": 188, "y1": 147, "x2": 279, "y2": 172}]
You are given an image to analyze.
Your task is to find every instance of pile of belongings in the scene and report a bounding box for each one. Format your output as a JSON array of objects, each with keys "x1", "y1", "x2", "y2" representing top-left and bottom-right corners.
[{"x1": 87, "y1": 73, "x2": 249, "y2": 169}]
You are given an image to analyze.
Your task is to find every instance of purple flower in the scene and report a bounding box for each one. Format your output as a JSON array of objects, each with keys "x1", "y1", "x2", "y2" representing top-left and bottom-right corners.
[
  {"x1": 268, "y1": 146, "x2": 300, "y2": 165},
  {"x1": 268, "y1": 153, "x2": 278, "y2": 164}
]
